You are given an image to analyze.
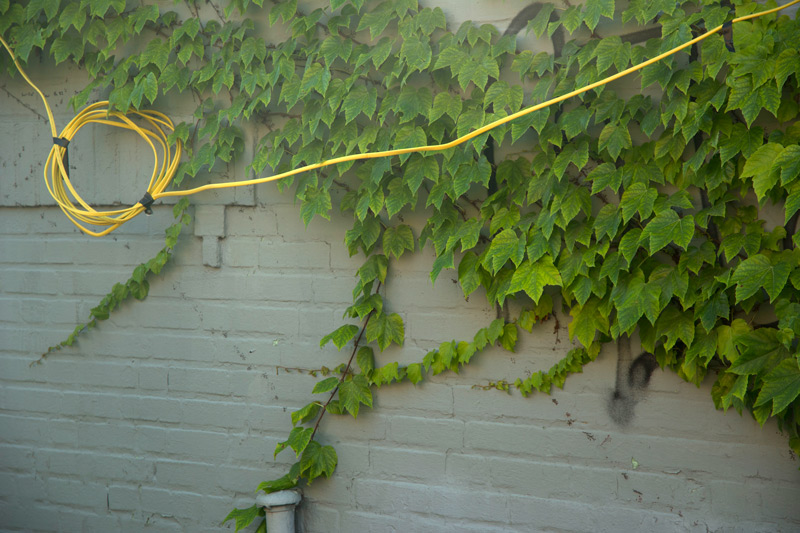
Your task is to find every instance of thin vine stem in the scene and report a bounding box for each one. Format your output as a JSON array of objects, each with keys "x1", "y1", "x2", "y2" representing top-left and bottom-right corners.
[{"x1": 310, "y1": 280, "x2": 382, "y2": 441}]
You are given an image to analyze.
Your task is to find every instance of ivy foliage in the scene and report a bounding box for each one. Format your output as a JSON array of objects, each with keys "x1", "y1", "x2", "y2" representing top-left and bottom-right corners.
[{"x1": 4, "y1": 0, "x2": 800, "y2": 530}]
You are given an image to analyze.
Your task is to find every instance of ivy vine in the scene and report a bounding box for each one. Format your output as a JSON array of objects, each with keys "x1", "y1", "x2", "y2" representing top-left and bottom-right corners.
[{"x1": 3, "y1": 0, "x2": 800, "y2": 531}]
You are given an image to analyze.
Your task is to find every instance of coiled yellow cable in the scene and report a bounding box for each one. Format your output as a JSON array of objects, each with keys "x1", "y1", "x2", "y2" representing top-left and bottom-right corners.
[
  {"x1": 1, "y1": 35, "x2": 181, "y2": 236},
  {"x1": 1, "y1": 0, "x2": 798, "y2": 237}
]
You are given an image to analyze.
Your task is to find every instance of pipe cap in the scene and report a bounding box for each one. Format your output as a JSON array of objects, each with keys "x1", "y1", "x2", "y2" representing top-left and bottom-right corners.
[{"x1": 256, "y1": 489, "x2": 302, "y2": 509}]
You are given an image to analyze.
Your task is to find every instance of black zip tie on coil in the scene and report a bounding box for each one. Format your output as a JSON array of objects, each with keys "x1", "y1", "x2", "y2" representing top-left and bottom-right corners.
[
  {"x1": 722, "y1": 20, "x2": 735, "y2": 52},
  {"x1": 52, "y1": 137, "x2": 70, "y2": 178},
  {"x1": 138, "y1": 192, "x2": 155, "y2": 215}
]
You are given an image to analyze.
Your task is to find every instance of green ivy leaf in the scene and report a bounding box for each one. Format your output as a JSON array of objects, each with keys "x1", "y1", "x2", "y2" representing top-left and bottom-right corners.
[
  {"x1": 256, "y1": 463, "x2": 301, "y2": 494},
  {"x1": 382, "y1": 225, "x2": 414, "y2": 259},
  {"x1": 291, "y1": 402, "x2": 321, "y2": 426},
  {"x1": 458, "y1": 251, "x2": 482, "y2": 298},
  {"x1": 338, "y1": 374, "x2": 372, "y2": 418},
  {"x1": 343, "y1": 84, "x2": 377, "y2": 123},
  {"x1": 300, "y1": 441, "x2": 337, "y2": 480},
  {"x1": 754, "y1": 358, "x2": 800, "y2": 415},
  {"x1": 500, "y1": 323, "x2": 518, "y2": 352},
  {"x1": 509, "y1": 255, "x2": 562, "y2": 303},
  {"x1": 583, "y1": 0, "x2": 615, "y2": 31},
  {"x1": 358, "y1": 254, "x2": 388, "y2": 285},
  {"x1": 357, "y1": 346, "x2": 375, "y2": 376},
  {"x1": 366, "y1": 312, "x2": 404, "y2": 351},
  {"x1": 430, "y1": 91, "x2": 462, "y2": 123},
  {"x1": 729, "y1": 328, "x2": 790, "y2": 377},
  {"x1": 484, "y1": 81, "x2": 524, "y2": 112},
  {"x1": 620, "y1": 182, "x2": 657, "y2": 223},
  {"x1": 697, "y1": 290, "x2": 730, "y2": 333},
  {"x1": 526, "y1": 3, "x2": 554, "y2": 37},
  {"x1": 731, "y1": 254, "x2": 792, "y2": 302},
  {"x1": 742, "y1": 143, "x2": 784, "y2": 200},
  {"x1": 598, "y1": 123, "x2": 631, "y2": 159},
  {"x1": 320, "y1": 324, "x2": 359, "y2": 350},
  {"x1": 406, "y1": 363, "x2": 424, "y2": 384},
  {"x1": 274, "y1": 427, "x2": 314, "y2": 458},
  {"x1": 642, "y1": 210, "x2": 694, "y2": 253},
  {"x1": 483, "y1": 228, "x2": 524, "y2": 273},
  {"x1": 568, "y1": 297, "x2": 609, "y2": 347},
  {"x1": 312, "y1": 377, "x2": 339, "y2": 395},
  {"x1": 593, "y1": 204, "x2": 621, "y2": 241},
  {"x1": 400, "y1": 34, "x2": 432, "y2": 73},
  {"x1": 588, "y1": 163, "x2": 622, "y2": 194},
  {"x1": 656, "y1": 306, "x2": 695, "y2": 350},
  {"x1": 269, "y1": 0, "x2": 297, "y2": 25},
  {"x1": 300, "y1": 62, "x2": 331, "y2": 96},
  {"x1": 774, "y1": 145, "x2": 800, "y2": 186},
  {"x1": 615, "y1": 273, "x2": 661, "y2": 332},
  {"x1": 222, "y1": 505, "x2": 261, "y2": 532}
]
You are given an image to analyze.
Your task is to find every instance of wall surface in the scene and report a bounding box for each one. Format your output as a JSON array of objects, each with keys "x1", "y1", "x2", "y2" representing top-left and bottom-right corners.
[{"x1": 1, "y1": 1, "x2": 800, "y2": 532}]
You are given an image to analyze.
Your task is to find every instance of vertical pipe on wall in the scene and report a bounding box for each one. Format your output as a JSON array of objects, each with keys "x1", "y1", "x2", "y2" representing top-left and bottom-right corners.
[{"x1": 256, "y1": 490, "x2": 302, "y2": 533}]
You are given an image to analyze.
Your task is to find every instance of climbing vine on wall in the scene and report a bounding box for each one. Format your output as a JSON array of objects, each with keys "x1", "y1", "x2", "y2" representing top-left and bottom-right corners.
[{"x1": 3, "y1": 0, "x2": 800, "y2": 530}]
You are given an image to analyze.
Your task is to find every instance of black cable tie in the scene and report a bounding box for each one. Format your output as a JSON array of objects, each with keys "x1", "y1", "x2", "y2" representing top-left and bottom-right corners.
[
  {"x1": 722, "y1": 20, "x2": 735, "y2": 52},
  {"x1": 52, "y1": 137, "x2": 70, "y2": 179},
  {"x1": 139, "y1": 192, "x2": 155, "y2": 215}
]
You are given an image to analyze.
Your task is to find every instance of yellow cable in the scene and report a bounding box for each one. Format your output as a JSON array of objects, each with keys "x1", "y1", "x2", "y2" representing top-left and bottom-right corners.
[{"x1": 1, "y1": 0, "x2": 798, "y2": 236}]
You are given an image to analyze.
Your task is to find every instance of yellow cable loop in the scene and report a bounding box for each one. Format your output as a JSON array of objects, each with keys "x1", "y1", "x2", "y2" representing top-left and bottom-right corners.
[{"x1": 1, "y1": 0, "x2": 798, "y2": 237}]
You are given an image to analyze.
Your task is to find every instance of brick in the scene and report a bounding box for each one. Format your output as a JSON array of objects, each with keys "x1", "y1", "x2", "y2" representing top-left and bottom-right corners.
[
  {"x1": 201, "y1": 236, "x2": 222, "y2": 267},
  {"x1": 194, "y1": 205, "x2": 226, "y2": 237},
  {"x1": 109, "y1": 298, "x2": 202, "y2": 330},
  {"x1": 310, "y1": 274, "x2": 357, "y2": 304},
  {"x1": 0, "y1": 268, "x2": 62, "y2": 294},
  {"x1": 179, "y1": 398, "x2": 249, "y2": 429},
  {"x1": 297, "y1": 504, "x2": 340, "y2": 533},
  {"x1": 353, "y1": 478, "x2": 509, "y2": 523},
  {"x1": 197, "y1": 301, "x2": 300, "y2": 336},
  {"x1": 224, "y1": 206, "x2": 278, "y2": 236},
  {"x1": 384, "y1": 271, "x2": 474, "y2": 310},
  {"x1": 132, "y1": 395, "x2": 182, "y2": 424},
  {"x1": 369, "y1": 446, "x2": 445, "y2": 481},
  {"x1": 138, "y1": 364, "x2": 168, "y2": 391},
  {"x1": 274, "y1": 204, "x2": 347, "y2": 243},
  {"x1": 406, "y1": 308, "x2": 495, "y2": 343},
  {"x1": 77, "y1": 420, "x2": 138, "y2": 453},
  {"x1": 108, "y1": 485, "x2": 141, "y2": 511},
  {"x1": 39, "y1": 358, "x2": 138, "y2": 389},
  {"x1": 0, "y1": 355, "x2": 47, "y2": 383},
  {"x1": 153, "y1": 460, "x2": 265, "y2": 494},
  {"x1": 445, "y1": 452, "x2": 491, "y2": 486},
  {"x1": 373, "y1": 380, "x2": 454, "y2": 415},
  {"x1": 507, "y1": 495, "x2": 688, "y2": 533},
  {"x1": 80, "y1": 512, "x2": 123, "y2": 531},
  {"x1": 322, "y1": 410, "x2": 388, "y2": 443},
  {"x1": 0, "y1": 445, "x2": 36, "y2": 473},
  {"x1": 0, "y1": 385, "x2": 81, "y2": 418},
  {"x1": 709, "y1": 480, "x2": 800, "y2": 522},
  {"x1": 327, "y1": 442, "x2": 370, "y2": 476},
  {"x1": 168, "y1": 268, "x2": 315, "y2": 302},
  {"x1": 166, "y1": 366, "x2": 234, "y2": 397},
  {"x1": 335, "y1": 511, "x2": 405, "y2": 533},
  {"x1": 221, "y1": 237, "x2": 260, "y2": 267},
  {"x1": 136, "y1": 426, "x2": 232, "y2": 461},
  {"x1": 299, "y1": 474, "x2": 355, "y2": 507},
  {"x1": 258, "y1": 241, "x2": 330, "y2": 270},
  {"x1": 388, "y1": 416, "x2": 464, "y2": 450},
  {"x1": 226, "y1": 434, "x2": 288, "y2": 465},
  {"x1": 44, "y1": 477, "x2": 108, "y2": 510}
]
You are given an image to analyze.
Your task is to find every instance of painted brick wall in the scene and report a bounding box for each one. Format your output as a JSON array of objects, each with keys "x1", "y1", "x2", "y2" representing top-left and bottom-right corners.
[{"x1": 1, "y1": 2, "x2": 799, "y2": 532}]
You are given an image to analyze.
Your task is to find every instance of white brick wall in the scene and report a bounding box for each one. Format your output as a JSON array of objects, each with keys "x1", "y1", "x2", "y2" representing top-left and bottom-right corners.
[{"x1": 2, "y1": 2, "x2": 800, "y2": 532}]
